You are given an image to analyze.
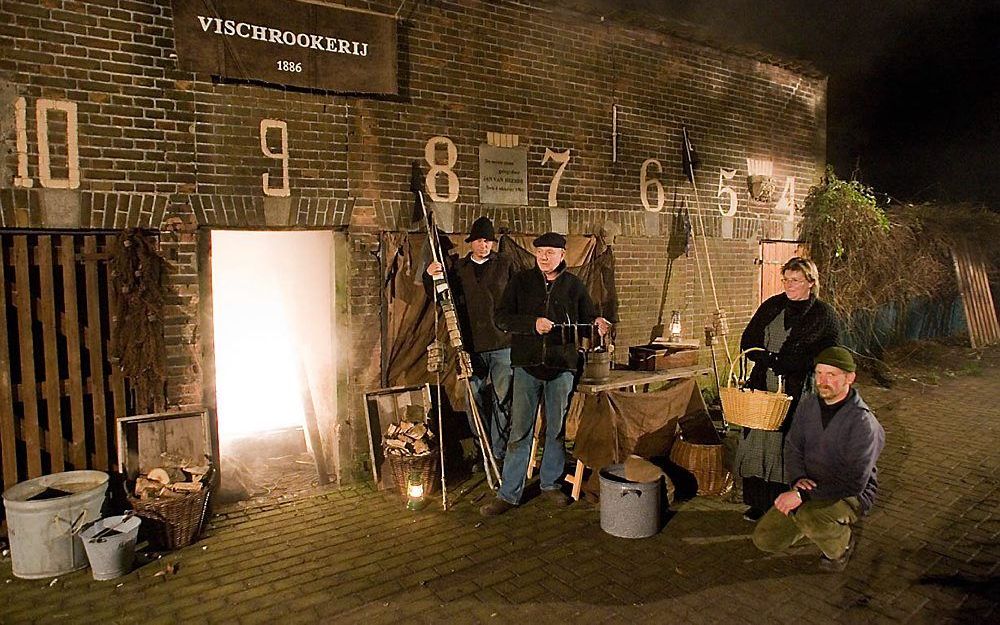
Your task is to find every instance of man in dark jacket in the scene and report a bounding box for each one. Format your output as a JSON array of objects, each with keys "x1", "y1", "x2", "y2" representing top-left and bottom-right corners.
[
  {"x1": 752, "y1": 346, "x2": 885, "y2": 572},
  {"x1": 426, "y1": 216, "x2": 516, "y2": 465},
  {"x1": 480, "y1": 232, "x2": 610, "y2": 516}
]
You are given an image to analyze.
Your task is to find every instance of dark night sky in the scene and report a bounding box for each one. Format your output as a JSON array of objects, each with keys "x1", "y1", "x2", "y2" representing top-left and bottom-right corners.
[{"x1": 588, "y1": 0, "x2": 1000, "y2": 207}]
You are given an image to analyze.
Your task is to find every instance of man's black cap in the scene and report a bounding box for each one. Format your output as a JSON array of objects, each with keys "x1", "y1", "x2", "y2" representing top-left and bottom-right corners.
[
  {"x1": 465, "y1": 216, "x2": 497, "y2": 242},
  {"x1": 532, "y1": 232, "x2": 567, "y2": 249}
]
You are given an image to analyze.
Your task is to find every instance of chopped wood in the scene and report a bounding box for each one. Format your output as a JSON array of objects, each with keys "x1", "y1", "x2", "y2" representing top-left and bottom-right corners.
[
  {"x1": 157, "y1": 486, "x2": 185, "y2": 498},
  {"x1": 167, "y1": 481, "x2": 203, "y2": 492},
  {"x1": 382, "y1": 417, "x2": 436, "y2": 458},
  {"x1": 183, "y1": 465, "x2": 210, "y2": 478},
  {"x1": 147, "y1": 467, "x2": 186, "y2": 484}
]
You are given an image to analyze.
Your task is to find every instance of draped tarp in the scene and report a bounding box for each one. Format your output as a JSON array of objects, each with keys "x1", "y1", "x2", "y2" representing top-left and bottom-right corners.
[
  {"x1": 572, "y1": 377, "x2": 708, "y2": 470},
  {"x1": 380, "y1": 233, "x2": 617, "y2": 410}
]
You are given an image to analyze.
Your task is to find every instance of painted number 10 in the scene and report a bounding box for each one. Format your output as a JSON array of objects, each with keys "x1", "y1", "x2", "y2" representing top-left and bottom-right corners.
[{"x1": 13, "y1": 97, "x2": 80, "y2": 189}]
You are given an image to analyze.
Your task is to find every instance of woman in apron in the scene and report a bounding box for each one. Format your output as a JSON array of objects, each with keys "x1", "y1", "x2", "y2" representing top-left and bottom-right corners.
[{"x1": 735, "y1": 257, "x2": 841, "y2": 521}]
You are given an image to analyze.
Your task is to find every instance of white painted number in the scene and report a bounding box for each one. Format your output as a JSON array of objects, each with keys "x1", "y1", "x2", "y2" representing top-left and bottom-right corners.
[
  {"x1": 14, "y1": 97, "x2": 80, "y2": 189},
  {"x1": 775, "y1": 175, "x2": 796, "y2": 220},
  {"x1": 640, "y1": 158, "x2": 664, "y2": 212},
  {"x1": 716, "y1": 168, "x2": 738, "y2": 217},
  {"x1": 260, "y1": 119, "x2": 290, "y2": 198},
  {"x1": 276, "y1": 61, "x2": 303, "y2": 73},
  {"x1": 541, "y1": 148, "x2": 570, "y2": 208},
  {"x1": 13, "y1": 97, "x2": 32, "y2": 188},
  {"x1": 424, "y1": 136, "x2": 459, "y2": 203}
]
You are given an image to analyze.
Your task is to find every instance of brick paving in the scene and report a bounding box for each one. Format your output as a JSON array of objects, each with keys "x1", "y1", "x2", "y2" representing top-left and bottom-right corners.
[{"x1": 2, "y1": 367, "x2": 998, "y2": 625}]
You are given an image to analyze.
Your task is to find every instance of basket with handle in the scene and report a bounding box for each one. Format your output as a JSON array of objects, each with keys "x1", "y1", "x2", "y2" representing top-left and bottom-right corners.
[{"x1": 719, "y1": 348, "x2": 793, "y2": 430}]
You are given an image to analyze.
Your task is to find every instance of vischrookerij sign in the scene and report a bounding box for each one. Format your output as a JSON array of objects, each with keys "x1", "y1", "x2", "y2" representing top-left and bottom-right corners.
[{"x1": 171, "y1": 0, "x2": 397, "y2": 94}]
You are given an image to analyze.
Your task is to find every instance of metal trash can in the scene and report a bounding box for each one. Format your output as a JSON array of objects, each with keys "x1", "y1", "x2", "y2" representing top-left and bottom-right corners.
[{"x1": 599, "y1": 463, "x2": 660, "y2": 538}]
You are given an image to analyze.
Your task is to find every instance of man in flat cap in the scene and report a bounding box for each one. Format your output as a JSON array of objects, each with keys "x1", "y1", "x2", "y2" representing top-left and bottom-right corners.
[
  {"x1": 752, "y1": 346, "x2": 885, "y2": 572},
  {"x1": 426, "y1": 216, "x2": 516, "y2": 469},
  {"x1": 480, "y1": 232, "x2": 611, "y2": 515}
]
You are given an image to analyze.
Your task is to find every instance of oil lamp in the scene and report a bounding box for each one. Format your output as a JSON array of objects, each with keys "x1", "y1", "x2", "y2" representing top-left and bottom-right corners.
[
  {"x1": 669, "y1": 310, "x2": 682, "y2": 342},
  {"x1": 406, "y1": 471, "x2": 426, "y2": 511}
]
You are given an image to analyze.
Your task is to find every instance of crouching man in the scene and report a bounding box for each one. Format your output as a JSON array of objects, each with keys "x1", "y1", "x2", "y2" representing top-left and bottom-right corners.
[{"x1": 752, "y1": 346, "x2": 885, "y2": 572}]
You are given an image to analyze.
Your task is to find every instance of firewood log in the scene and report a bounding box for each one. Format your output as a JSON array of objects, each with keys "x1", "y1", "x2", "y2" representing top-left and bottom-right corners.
[{"x1": 147, "y1": 467, "x2": 186, "y2": 484}]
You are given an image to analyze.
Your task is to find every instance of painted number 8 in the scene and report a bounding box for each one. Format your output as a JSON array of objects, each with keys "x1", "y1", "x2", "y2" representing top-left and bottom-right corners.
[{"x1": 424, "y1": 136, "x2": 459, "y2": 203}]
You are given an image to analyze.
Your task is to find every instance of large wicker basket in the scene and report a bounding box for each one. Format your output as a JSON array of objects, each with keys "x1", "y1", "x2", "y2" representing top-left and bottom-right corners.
[
  {"x1": 720, "y1": 349, "x2": 793, "y2": 431},
  {"x1": 669, "y1": 436, "x2": 733, "y2": 496},
  {"x1": 127, "y1": 466, "x2": 213, "y2": 551},
  {"x1": 128, "y1": 486, "x2": 211, "y2": 551},
  {"x1": 387, "y1": 453, "x2": 438, "y2": 497}
]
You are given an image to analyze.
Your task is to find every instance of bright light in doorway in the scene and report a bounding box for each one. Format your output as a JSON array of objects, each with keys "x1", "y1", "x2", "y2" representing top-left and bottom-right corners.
[{"x1": 211, "y1": 230, "x2": 335, "y2": 442}]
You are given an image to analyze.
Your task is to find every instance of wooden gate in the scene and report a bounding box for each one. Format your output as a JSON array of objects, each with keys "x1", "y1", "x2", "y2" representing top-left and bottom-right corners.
[
  {"x1": 0, "y1": 232, "x2": 130, "y2": 493},
  {"x1": 759, "y1": 240, "x2": 807, "y2": 304}
]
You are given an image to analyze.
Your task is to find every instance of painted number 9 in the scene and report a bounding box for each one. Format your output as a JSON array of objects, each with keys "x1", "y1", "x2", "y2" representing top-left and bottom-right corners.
[{"x1": 277, "y1": 61, "x2": 302, "y2": 73}]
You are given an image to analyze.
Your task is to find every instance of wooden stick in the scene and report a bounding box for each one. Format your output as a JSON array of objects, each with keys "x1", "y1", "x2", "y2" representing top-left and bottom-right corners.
[{"x1": 298, "y1": 358, "x2": 330, "y2": 486}]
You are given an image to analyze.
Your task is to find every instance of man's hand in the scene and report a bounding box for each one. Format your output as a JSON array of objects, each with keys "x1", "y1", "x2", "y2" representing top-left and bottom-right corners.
[
  {"x1": 535, "y1": 317, "x2": 555, "y2": 334},
  {"x1": 594, "y1": 317, "x2": 612, "y2": 337},
  {"x1": 774, "y1": 490, "x2": 803, "y2": 516},
  {"x1": 426, "y1": 261, "x2": 443, "y2": 277},
  {"x1": 793, "y1": 478, "x2": 817, "y2": 492}
]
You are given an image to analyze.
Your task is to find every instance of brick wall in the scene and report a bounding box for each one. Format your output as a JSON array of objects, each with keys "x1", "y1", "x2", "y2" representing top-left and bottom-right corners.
[{"x1": 0, "y1": 0, "x2": 826, "y2": 480}]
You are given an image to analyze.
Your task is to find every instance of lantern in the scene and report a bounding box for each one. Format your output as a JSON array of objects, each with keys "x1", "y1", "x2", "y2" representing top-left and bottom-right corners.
[
  {"x1": 669, "y1": 311, "x2": 682, "y2": 342},
  {"x1": 406, "y1": 471, "x2": 426, "y2": 511}
]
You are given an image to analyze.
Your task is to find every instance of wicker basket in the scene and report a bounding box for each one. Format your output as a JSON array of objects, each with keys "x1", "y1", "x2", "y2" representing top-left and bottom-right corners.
[
  {"x1": 669, "y1": 436, "x2": 733, "y2": 496},
  {"x1": 720, "y1": 348, "x2": 793, "y2": 431},
  {"x1": 128, "y1": 486, "x2": 211, "y2": 551},
  {"x1": 387, "y1": 453, "x2": 438, "y2": 497}
]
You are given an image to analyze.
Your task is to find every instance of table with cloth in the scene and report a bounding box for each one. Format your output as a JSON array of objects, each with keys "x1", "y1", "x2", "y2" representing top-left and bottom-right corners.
[{"x1": 562, "y1": 366, "x2": 713, "y2": 500}]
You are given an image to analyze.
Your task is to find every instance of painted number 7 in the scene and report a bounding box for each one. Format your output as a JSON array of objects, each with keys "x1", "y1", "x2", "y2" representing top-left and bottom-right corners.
[{"x1": 541, "y1": 148, "x2": 570, "y2": 208}]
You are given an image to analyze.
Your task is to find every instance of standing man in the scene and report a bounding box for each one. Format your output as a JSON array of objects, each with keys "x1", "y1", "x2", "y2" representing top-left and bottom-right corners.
[
  {"x1": 752, "y1": 346, "x2": 885, "y2": 572},
  {"x1": 426, "y1": 216, "x2": 515, "y2": 468},
  {"x1": 480, "y1": 232, "x2": 610, "y2": 516}
]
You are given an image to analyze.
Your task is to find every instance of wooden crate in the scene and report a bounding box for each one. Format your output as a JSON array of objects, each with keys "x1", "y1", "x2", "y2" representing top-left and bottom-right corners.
[{"x1": 628, "y1": 345, "x2": 699, "y2": 371}]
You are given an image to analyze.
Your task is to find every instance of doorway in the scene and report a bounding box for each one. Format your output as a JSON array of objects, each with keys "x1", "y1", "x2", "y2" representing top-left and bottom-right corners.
[
  {"x1": 759, "y1": 240, "x2": 807, "y2": 303},
  {"x1": 209, "y1": 230, "x2": 339, "y2": 503}
]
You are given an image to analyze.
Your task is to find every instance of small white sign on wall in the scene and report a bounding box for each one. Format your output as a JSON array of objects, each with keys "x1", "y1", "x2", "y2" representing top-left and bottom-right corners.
[{"x1": 479, "y1": 144, "x2": 528, "y2": 206}]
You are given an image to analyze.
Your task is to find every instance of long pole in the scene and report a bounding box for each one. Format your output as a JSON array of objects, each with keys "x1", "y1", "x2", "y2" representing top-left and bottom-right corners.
[
  {"x1": 434, "y1": 302, "x2": 448, "y2": 509},
  {"x1": 411, "y1": 162, "x2": 502, "y2": 490}
]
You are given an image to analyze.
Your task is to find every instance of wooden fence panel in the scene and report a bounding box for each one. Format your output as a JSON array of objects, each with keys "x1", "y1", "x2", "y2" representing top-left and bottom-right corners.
[
  {"x1": 60, "y1": 235, "x2": 87, "y2": 469},
  {"x1": 0, "y1": 243, "x2": 16, "y2": 487},
  {"x1": 953, "y1": 246, "x2": 1000, "y2": 348},
  {"x1": 0, "y1": 233, "x2": 132, "y2": 491}
]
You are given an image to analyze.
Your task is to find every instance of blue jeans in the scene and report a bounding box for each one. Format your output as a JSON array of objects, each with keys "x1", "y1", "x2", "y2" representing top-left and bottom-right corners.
[
  {"x1": 497, "y1": 367, "x2": 574, "y2": 505},
  {"x1": 467, "y1": 348, "x2": 513, "y2": 461}
]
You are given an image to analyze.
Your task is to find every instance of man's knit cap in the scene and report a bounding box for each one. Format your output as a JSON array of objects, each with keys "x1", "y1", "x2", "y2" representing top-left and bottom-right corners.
[{"x1": 814, "y1": 346, "x2": 856, "y2": 372}]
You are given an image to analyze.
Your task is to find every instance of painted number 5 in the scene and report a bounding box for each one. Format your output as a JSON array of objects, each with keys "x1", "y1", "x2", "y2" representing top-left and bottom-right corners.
[
  {"x1": 717, "y1": 168, "x2": 738, "y2": 217},
  {"x1": 541, "y1": 148, "x2": 570, "y2": 208}
]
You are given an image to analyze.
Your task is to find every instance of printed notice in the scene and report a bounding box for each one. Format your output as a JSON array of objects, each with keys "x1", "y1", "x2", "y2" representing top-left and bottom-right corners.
[{"x1": 479, "y1": 145, "x2": 528, "y2": 206}]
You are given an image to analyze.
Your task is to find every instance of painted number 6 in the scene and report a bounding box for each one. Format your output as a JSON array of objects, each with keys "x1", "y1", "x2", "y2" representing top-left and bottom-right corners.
[{"x1": 640, "y1": 158, "x2": 664, "y2": 212}]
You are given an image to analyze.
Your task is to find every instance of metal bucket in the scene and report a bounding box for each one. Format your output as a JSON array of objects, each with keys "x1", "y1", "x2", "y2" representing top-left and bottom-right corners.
[
  {"x1": 599, "y1": 463, "x2": 660, "y2": 538},
  {"x1": 581, "y1": 350, "x2": 611, "y2": 384},
  {"x1": 80, "y1": 515, "x2": 142, "y2": 581},
  {"x1": 2, "y1": 471, "x2": 109, "y2": 579}
]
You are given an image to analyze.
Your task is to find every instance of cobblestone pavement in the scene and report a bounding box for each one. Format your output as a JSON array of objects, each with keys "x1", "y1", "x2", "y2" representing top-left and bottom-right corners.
[{"x1": 2, "y1": 367, "x2": 998, "y2": 625}]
